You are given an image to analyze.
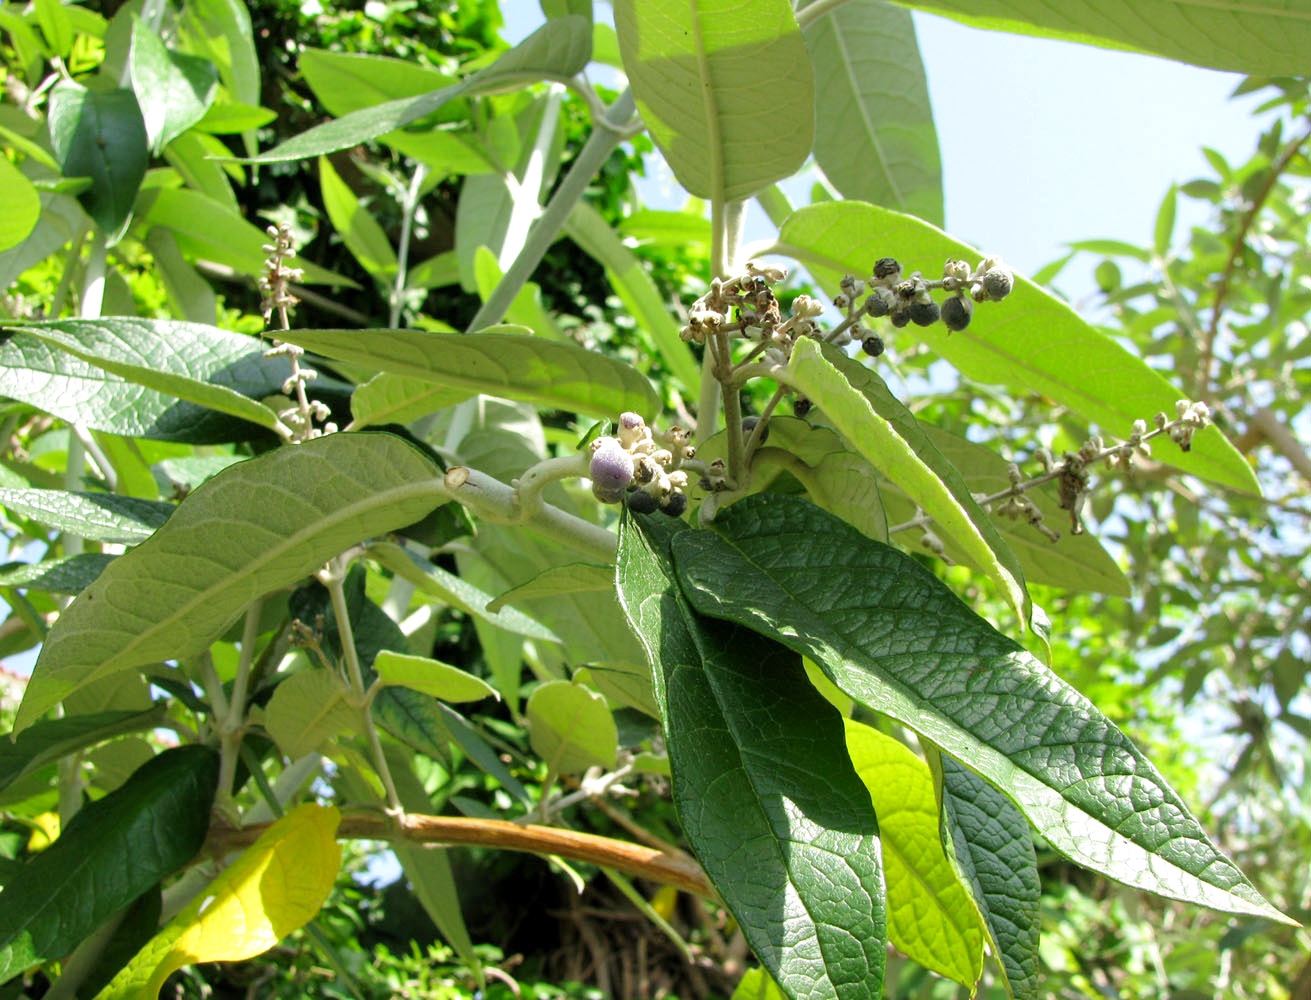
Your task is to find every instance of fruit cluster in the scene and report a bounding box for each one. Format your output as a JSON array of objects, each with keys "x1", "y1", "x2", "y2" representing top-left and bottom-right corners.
[{"x1": 588, "y1": 412, "x2": 691, "y2": 516}]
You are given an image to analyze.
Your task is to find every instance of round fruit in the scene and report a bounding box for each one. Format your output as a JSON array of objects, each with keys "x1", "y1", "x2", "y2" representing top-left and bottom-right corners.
[
  {"x1": 941, "y1": 295, "x2": 973, "y2": 331},
  {"x1": 589, "y1": 437, "x2": 634, "y2": 496},
  {"x1": 661, "y1": 492, "x2": 688, "y2": 517},
  {"x1": 909, "y1": 299, "x2": 940, "y2": 326},
  {"x1": 627, "y1": 491, "x2": 659, "y2": 514},
  {"x1": 861, "y1": 335, "x2": 885, "y2": 357}
]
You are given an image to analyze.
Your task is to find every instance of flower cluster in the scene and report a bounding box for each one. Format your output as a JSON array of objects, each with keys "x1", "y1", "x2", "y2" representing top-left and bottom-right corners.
[
  {"x1": 588, "y1": 412, "x2": 691, "y2": 516},
  {"x1": 259, "y1": 223, "x2": 303, "y2": 328}
]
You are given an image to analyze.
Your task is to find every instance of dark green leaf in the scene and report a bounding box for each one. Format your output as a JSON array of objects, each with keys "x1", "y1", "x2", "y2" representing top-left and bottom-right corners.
[
  {"x1": 671, "y1": 494, "x2": 1291, "y2": 924},
  {"x1": 0, "y1": 488, "x2": 172, "y2": 543},
  {"x1": 617, "y1": 513, "x2": 887, "y2": 1000},
  {"x1": 0, "y1": 745, "x2": 218, "y2": 984},
  {"x1": 0, "y1": 706, "x2": 164, "y2": 796},
  {"x1": 0, "y1": 552, "x2": 115, "y2": 593},
  {"x1": 46, "y1": 84, "x2": 148, "y2": 240},
  {"x1": 933, "y1": 753, "x2": 1040, "y2": 1000}
]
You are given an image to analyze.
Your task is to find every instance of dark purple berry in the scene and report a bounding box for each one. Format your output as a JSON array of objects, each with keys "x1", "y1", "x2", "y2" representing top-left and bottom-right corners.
[
  {"x1": 873, "y1": 257, "x2": 900, "y2": 279},
  {"x1": 909, "y1": 299, "x2": 940, "y2": 326},
  {"x1": 793, "y1": 396, "x2": 812, "y2": 417},
  {"x1": 660, "y1": 492, "x2": 688, "y2": 517},
  {"x1": 865, "y1": 292, "x2": 891, "y2": 318},
  {"x1": 627, "y1": 490, "x2": 659, "y2": 514},
  {"x1": 741, "y1": 415, "x2": 769, "y2": 443},
  {"x1": 861, "y1": 335, "x2": 885, "y2": 357},
  {"x1": 941, "y1": 295, "x2": 973, "y2": 332},
  {"x1": 890, "y1": 307, "x2": 911, "y2": 328}
]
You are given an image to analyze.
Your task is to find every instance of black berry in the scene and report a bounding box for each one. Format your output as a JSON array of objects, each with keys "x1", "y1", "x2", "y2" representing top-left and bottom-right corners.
[
  {"x1": 890, "y1": 307, "x2": 911, "y2": 329},
  {"x1": 941, "y1": 296, "x2": 973, "y2": 332},
  {"x1": 627, "y1": 491, "x2": 659, "y2": 514},
  {"x1": 661, "y1": 492, "x2": 688, "y2": 517},
  {"x1": 909, "y1": 299, "x2": 940, "y2": 326},
  {"x1": 861, "y1": 335, "x2": 885, "y2": 357},
  {"x1": 865, "y1": 292, "x2": 891, "y2": 318},
  {"x1": 741, "y1": 415, "x2": 769, "y2": 443},
  {"x1": 794, "y1": 396, "x2": 812, "y2": 417},
  {"x1": 873, "y1": 257, "x2": 900, "y2": 279}
]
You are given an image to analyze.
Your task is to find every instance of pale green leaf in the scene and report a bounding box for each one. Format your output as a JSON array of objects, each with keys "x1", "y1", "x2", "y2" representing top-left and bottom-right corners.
[
  {"x1": 129, "y1": 19, "x2": 218, "y2": 152},
  {"x1": 15, "y1": 433, "x2": 445, "y2": 732},
  {"x1": 486, "y1": 562, "x2": 614, "y2": 613},
  {"x1": 0, "y1": 158, "x2": 40, "y2": 253},
  {"x1": 280, "y1": 327, "x2": 660, "y2": 420},
  {"x1": 890, "y1": 0, "x2": 1311, "y2": 75},
  {"x1": 349, "y1": 373, "x2": 473, "y2": 429},
  {"x1": 264, "y1": 670, "x2": 359, "y2": 759},
  {"x1": 767, "y1": 201, "x2": 1259, "y2": 493},
  {"x1": 801, "y1": 0, "x2": 942, "y2": 224},
  {"x1": 0, "y1": 488, "x2": 171, "y2": 543},
  {"x1": 526, "y1": 679, "x2": 617, "y2": 774},
  {"x1": 613, "y1": 0, "x2": 814, "y2": 202},
  {"x1": 373, "y1": 651, "x2": 498, "y2": 703},
  {"x1": 319, "y1": 155, "x2": 398, "y2": 282},
  {"x1": 844, "y1": 720, "x2": 984, "y2": 990}
]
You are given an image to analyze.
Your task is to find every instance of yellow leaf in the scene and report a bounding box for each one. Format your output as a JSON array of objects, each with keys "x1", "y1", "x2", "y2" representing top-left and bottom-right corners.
[
  {"x1": 27, "y1": 811, "x2": 60, "y2": 852},
  {"x1": 95, "y1": 803, "x2": 341, "y2": 999},
  {"x1": 843, "y1": 720, "x2": 986, "y2": 990}
]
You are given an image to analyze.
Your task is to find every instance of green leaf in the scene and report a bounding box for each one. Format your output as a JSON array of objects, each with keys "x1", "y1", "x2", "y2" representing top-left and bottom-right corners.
[
  {"x1": 34, "y1": 0, "x2": 73, "y2": 57},
  {"x1": 932, "y1": 752, "x2": 1041, "y2": 1000},
  {"x1": 144, "y1": 227, "x2": 219, "y2": 324},
  {"x1": 16, "y1": 319, "x2": 284, "y2": 434},
  {"x1": 0, "y1": 328, "x2": 289, "y2": 443},
  {"x1": 616, "y1": 513, "x2": 887, "y2": 1000},
  {"x1": 890, "y1": 0, "x2": 1311, "y2": 75},
  {"x1": 0, "y1": 552, "x2": 115, "y2": 594},
  {"x1": 281, "y1": 327, "x2": 660, "y2": 420},
  {"x1": 95, "y1": 803, "x2": 339, "y2": 1000},
  {"x1": 46, "y1": 84, "x2": 148, "y2": 241},
  {"x1": 785, "y1": 338, "x2": 1027, "y2": 622},
  {"x1": 473, "y1": 247, "x2": 566, "y2": 341},
  {"x1": 732, "y1": 969, "x2": 789, "y2": 1000},
  {"x1": 888, "y1": 424, "x2": 1130, "y2": 596},
  {"x1": 349, "y1": 374, "x2": 473, "y2": 429},
  {"x1": 318, "y1": 155, "x2": 398, "y2": 282},
  {"x1": 264, "y1": 670, "x2": 359, "y2": 759},
  {"x1": 193, "y1": 99, "x2": 275, "y2": 133},
  {"x1": 0, "y1": 488, "x2": 172, "y2": 543},
  {"x1": 768, "y1": 202, "x2": 1260, "y2": 493},
  {"x1": 15, "y1": 433, "x2": 446, "y2": 732},
  {"x1": 129, "y1": 19, "x2": 218, "y2": 152},
  {"x1": 141, "y1": 187, "x2": 350, "y2": 286},
  {"x1": 565, "y1": 202, "x2": 701, "y2": 392},
  {"x1": 161, "y1": 130, "x2": 238, "y2": 216},
  {"x1": 0, "y1": 157, "x2": 40, "y2": 253},
  {"x1": 526, "y1": 679, "x2": 617, "y2": 775},
  {"x1": 613, "y1": 0, "x2": 814, "y2": 202},
  {"x1": 1154, "y1": 183, "x2": 1178, "y2": 256},
  {"x1": 843, "y1": 720, "x2": 984, "y2": 990},
  {"x1": 0, "y1": 706, "x2": 164, "y2": 797},
  {"x1": 671, "y1": 494, "x2": 1292, "y2": 925},
  {"x1": 177, "y1": 0, "x2": 259, "y2": 155},
  {"x1": 800, "y1": 0, "x2": 942, "y2": 225},
  {"x1": 0, "y1": 745, "x2": 218, "y2": 985},
  {"x1": 299, "y1": 48, "x2": 458, "y2": 118},
  {"x1": 373, "y1": 651, "x2": 498, "y2": 703},
  {"x1": 248, "y1": 18, "x2": 591, "y2": 164},
  {"x1": 618, "y1": 208, "x2": 711, "y2": 249},
  {"x1": 366, "y1": 541, "x2": 561, "y2": 643},
  {"x1": 486, "y1": 562, "x2": 614, "y2": 613}
]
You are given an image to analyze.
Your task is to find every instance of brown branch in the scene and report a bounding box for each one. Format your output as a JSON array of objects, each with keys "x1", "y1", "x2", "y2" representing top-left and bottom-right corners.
[
  {"x1": 206, "y1": 813, "x2": 714, "y2": 899},
  {"x1": 1198, "y1": 125, "x2": 1311, "y2": 397},
  {"x1": 1248, "y1": 405, "x2": 1311, "y2": 487}
]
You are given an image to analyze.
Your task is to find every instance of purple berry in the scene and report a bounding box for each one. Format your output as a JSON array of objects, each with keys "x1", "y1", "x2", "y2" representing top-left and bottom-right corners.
[
  {"x1": 909, "y1": 299, "x2": 940, "y2": 326},
  {"x1": 941, "y1": 296, "x2": 973, "y2": 331},
  {"x1": 661, "y1": 492, "x2": 688, "y2": 517},
  {"x1": 861, "y1": 335, "x2": 885, "y2": 357},
  {"x1": 627, "y1": 491, "x2": 659, "y2": 514},
  {"x1": 589, "y1": 437, "x2": 633, "y2": 500}
]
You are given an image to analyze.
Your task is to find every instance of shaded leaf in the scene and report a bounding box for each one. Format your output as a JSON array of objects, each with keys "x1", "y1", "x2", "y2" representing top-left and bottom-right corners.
[
  {"x1": 0, "y1": 706, "x2": 164, "y2": 797},
  {"x1": 265, "y1": 670, "x2": 359, "y2": 759},
  {"x1": 0, "y1": 746, "x2": 218, "y2": 984},
  {"x1": 0, "y1": 552, "x2": 115, "y2": 594},
  {"x1": 486, "y1": 562, "x2": 614, "y2": 613},
  {"x1": 47, "y1": 84, "x2": 147, "y2": 240},
  {"x1": 671, "y1": 494, "x2": 1291, "y2": 924}
]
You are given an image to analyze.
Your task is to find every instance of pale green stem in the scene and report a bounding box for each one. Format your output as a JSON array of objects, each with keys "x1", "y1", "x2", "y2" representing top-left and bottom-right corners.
[
  {"x1": 325, "y1": 559, "x2": 403, "y2": 814},
  {"x1": 214, "y1": 600, "x2": 263, "y2": 818},
  {"x1": 514, "y1": 452, "x2": 590, "y2": 519},
  {"x1": 466, "y1": 88, "x2": 637, "y2": 333},
  {"x1": 389, "y1": 162, "x2": 429, "y2": 327},
  {"x1": 744, "y1": 386, "x2": 787, "y2": 467},
  {"x1": 723, "y1": 200, "x2": 747, "y2": 274},
  {"x1": 696, "y1": 197, "x2": 730, "y2": 443}
]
